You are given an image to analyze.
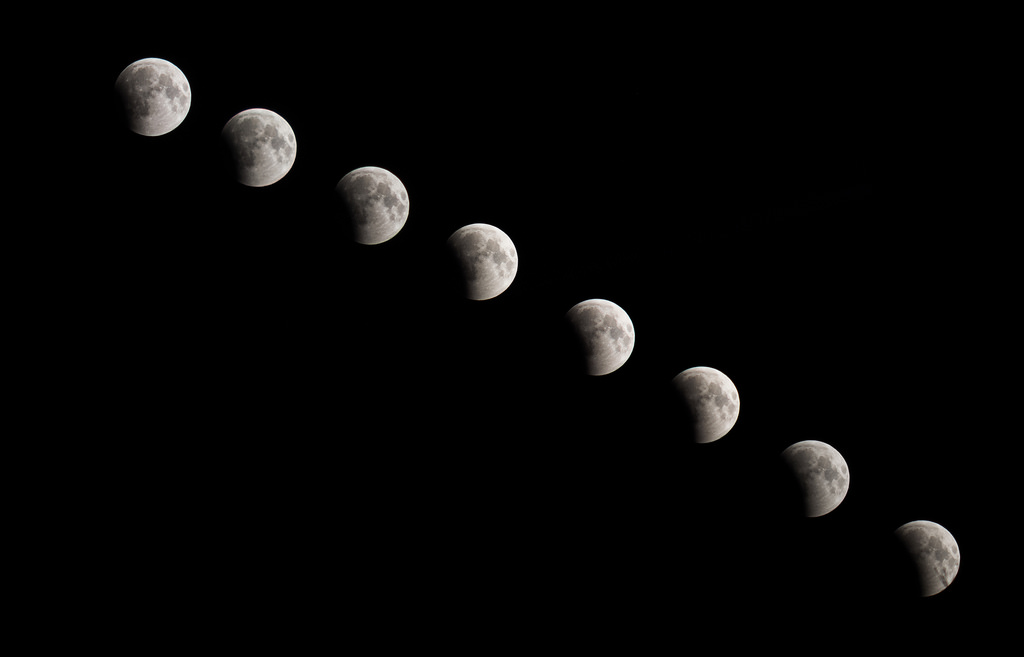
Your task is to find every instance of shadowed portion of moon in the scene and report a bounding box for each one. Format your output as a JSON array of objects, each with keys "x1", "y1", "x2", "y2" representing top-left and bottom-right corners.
[
  {"x1": 221, "y1": 108, "x2": 297, "y2": 187},
  {"x1": 779, "y1": 440, "x2": 850, "y2": 517},
  {"x1": 671, "y1": 366, "x2": 739, "y2": 443},
  {"x1": 893, "y1": 520, "x2": 960, "y2": 597},
  {"x1": 114, "y1": 58, "x2": 191, "y2": 136},
  {"x1": 564, "y1": 299, "x2": 634, "y2": 376},
  {"x1": 446, "y1": 224, "x2": 518, "y2": 300},
  {"x1": 336, "y1": 166, "x2": 409, "y2": 245}
]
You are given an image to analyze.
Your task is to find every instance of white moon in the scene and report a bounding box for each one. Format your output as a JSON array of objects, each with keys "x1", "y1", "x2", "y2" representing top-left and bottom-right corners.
[
  {"x1": 221, "y1": 108, "x2": 297, "y2": 187},
  {"x1": 447, "y1": 224, "x2": 518, "y2": 300},
  {"x1": 565, "y1": 299, "x2": 635, "y2": 376},
  {"x1": 893, "y1": 520, "x2": 960, "y2": 597},
  {"x1": 114, "y1": 58, "x2": 191, "y2": 136},
  {"x1": 779, "y1": 440, "x2": 850, "y2": 517},
  {"x1": 671, "y1": 366, "x2": 740, "y2": 444},
  {"x1": 335, "y1": 166, "x2": 410, "y2": 244}
]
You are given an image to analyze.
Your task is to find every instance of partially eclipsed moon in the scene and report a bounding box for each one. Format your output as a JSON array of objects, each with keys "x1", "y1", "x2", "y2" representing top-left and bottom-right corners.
[
  {"x1": 565, "y1": 299, "x2": 635, "y2": 376},
  {"x1": 115, "y1": 58, "x2": 191, "y2": 136},
  {"x1": 671, "y1": 366, "x2": 740, "y2": 443},
  {"x1": 893, "y1": 520, "x2": 960, "y2": 597},
  {"x1": 221, "y1": 108, "x2": 297, "y2": 187},
  {"x1": 779, "y1": 440, "x2": 850, "y2": 517},
  {"x1": 447, "y1": 223, "x2": 518, "y2": 300},
  {"x1": 336, "y1": 166, "x2": 410, "y2": 245}
]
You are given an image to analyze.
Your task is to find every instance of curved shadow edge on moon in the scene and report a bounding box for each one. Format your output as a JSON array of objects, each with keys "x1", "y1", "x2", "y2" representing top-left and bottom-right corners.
[
  {"x1": 446, "y1": 223, "x2": 518, "y2": 300},
  {"x1": 671, "y1": 366, "x2": 739, "y2": 443}
]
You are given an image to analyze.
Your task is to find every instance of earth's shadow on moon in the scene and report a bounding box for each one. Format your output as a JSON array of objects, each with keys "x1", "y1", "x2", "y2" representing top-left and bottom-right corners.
[{"x1": 329, "y1": 188, "x2": 360, "y2": 244}]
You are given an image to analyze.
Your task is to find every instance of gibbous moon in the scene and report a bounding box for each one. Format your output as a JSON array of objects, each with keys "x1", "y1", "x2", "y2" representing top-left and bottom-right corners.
[
  {"x1": 565, "y1": 299, "x2": 635, "y2": 376},
  {"x1": 221, "y1": 108, "x2": 297, "y2": 187},
  {"x1": 114, "y1": 58, "x2": 191, "y2": 136},
  {"x1": 779, "y1": 440, "x2": 850, "y2": 517},
  {"x1": 893, "y1": 520, "x2": 960, "y2": 597},
  {"x1": 447, "y1": 224, "x2": 518, "y2": 300},
  {"x1": 336, "y1": 166, "x2": 410, "y2": 245},
  {"x1": 671, "y1": 366, "x2": 739, "y2": 443}
]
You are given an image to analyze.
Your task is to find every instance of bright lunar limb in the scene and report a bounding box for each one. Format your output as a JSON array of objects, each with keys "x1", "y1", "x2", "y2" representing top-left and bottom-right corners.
[
  {"x1": 335, "y1": 166, "x2": 410, "y2": 244},
  {"x1": 671, "y1": 366, "x2": 739, "y2": 443},
  {"x1": 446, "y1": 224, "x2": 518, "y2": 300},
  {"x1": 779, "y1": 440, "x2": 850, "y2": 517},
  {"x1": 221, "y1": 108, "x2": 297, "y2": 187},
  {"x1": 114, "y1": 58, "x2": 191, "y2": 136},
  {"x1": 565, "y1": 299, "x2": 635, "y2": 376},
  {"x1": 893, "y1": 520, "x2": 960, "y2": 597}
]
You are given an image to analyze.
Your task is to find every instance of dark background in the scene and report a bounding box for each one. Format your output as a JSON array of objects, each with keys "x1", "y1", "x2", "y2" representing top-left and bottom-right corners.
[{"x1": 38, "y1": 6, "x2": 1008, "y2": 650}]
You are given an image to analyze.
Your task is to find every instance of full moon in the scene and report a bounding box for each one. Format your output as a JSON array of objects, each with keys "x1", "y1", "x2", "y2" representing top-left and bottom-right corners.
[
  {"x1": 335, "y1": 166, "x2": 410, "y2": 245},
  {"x1": 221, "y1": 108, "x2": 297, "y2": 187},
  {"x1": 893, "y1": 520, "x2": 960, "y2": 597},
  {"x1": 447, "y1": 224, "x2": 518, "y2": 300},
  {"x1": 114, "y1": 58, "x2": 191, "y2": 136},
  {"x1": 565, "y1": 299, "x2": 635, "y2": 376},
  {"x1": 671, "y1": 366, "x2": 740, "y2": 444},
  {"x1": 779, "y1": 440, "x2": 850, "y2": 517}
]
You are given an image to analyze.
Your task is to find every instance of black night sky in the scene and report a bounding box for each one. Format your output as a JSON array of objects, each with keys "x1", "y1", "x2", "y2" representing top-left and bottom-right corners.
[{"x1": 46, "y1": 6, "x2": 1008, "y2": 650}]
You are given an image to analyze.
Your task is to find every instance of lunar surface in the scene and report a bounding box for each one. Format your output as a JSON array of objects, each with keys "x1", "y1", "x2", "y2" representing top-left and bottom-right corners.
[
  {"x1": 779, "y1": 440, "x2": 850, "y2": 517},
  {"x1": 114, "y1": 58, "x2": 191, "y2": 136},
  {"x1": 221, "y1": 108, "x2": 297, "y2": 187},
  {"x1": 894, "y1": 520, "x2": 960, "y2": 597},
  {"x1": 671, "y1": 366, "x2": 740, "y2": 443},
  {"x1": 335, "y1": 166, "x2": 410, "y2": 244},
  {"x1": 447, "y1": 224, "x2": 518, "y2": 300},
  {"x1": 565, "y1": 299, "x2": 635, "y2": 376}
]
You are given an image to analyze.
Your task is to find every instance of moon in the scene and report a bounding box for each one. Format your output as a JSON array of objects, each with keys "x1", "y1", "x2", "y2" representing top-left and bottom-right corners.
[
  {"x1": 335, "y1": 166, "x2": 410, "y2": 244},
  {"x1": 114, "y1": 58, "x2": 191, "y2": 136},
  {"x1": 671, "y1": 366, "x2": 739, "y2": 444},
  {"x1": 565, "y1": 299, "x2": 635, "y2": 376},
  {"x1": 893, "y1": 520, "x2": 960, "y2": 597},
  {"x1": 221, "y1": 108, "x2": 297, "y2": 187},
  {"x1": 446, "y1": 224, "x2": 518, "y2": 300},
  {"x1": 779, "y1": 440, "x2": 850, "y2": 517}
]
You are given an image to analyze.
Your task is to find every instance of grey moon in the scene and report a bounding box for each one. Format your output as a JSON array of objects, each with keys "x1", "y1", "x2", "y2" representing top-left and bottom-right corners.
[
  {"x1": 893, "y1": 520, "x2": 960, "y2": 597},
  {"x1": 221, "y1": 108, "x2": 297, "y2": 187},
  {"x1": 565, "y1": 299, "x2": 635, "y2": 376},
  {"x1": 114, "y1": 58, "x2": 191, "y2": 136},
  {"x1": 335, "y1": 166, "x2": 410, "y2": 245},
  {"x1": 671, "y1": 366, "x2": 740, "y2": 444},
  {"x1": 446, "y1": 223, "x2": 518, "y2": 300},
  {"x1": 779, "y1": 440, "x2": 850, "y2": 517}
]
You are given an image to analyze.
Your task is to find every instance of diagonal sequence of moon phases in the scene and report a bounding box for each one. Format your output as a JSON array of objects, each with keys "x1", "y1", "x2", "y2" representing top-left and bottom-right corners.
[
  {"x1": 115, "y1": 58, "x2": 191, "y2": 136},
  {"x1": 336, "y1": 166, "x2": 410, "y2": 245},
  {"x1": 779, "y1": 440, "x2": 850, "y2": 517},
  {"x1": 671, "y1": 366, "x2": 740, "y2": 444},
  {"x1": 446, "y1": 223, "x2": 518, "y2": 300},
  {"x1": 565, "y1": 299, "x2": 635, "y2": 376},
  {"x1": 114, "y1": 57, "x2": 964, "y2": 601},
  {"x1": 893, "y1": 520, "x2": 960, "y2": 597},
  {"x1": 221, "y1": 108, "x2": 297, "y2": 187}
]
